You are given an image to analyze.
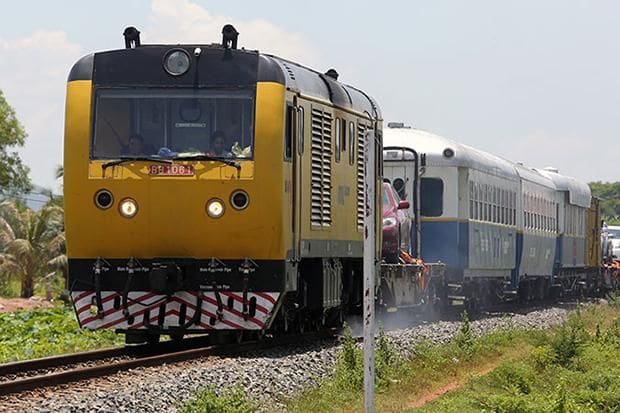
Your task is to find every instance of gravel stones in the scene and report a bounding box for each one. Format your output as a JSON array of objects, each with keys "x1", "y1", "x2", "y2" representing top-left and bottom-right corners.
[{"x1": 0, "y1": 305, "x2": 571, "y2": 412}]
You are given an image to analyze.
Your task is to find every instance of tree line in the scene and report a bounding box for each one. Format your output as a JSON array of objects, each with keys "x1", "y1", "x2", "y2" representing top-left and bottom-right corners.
[
  {"x1": 0, "y1": 90, "x2": 65, "y2": 298},
  {"x1": 589, "y1": 182, "x2": 620, "y2": 225}
]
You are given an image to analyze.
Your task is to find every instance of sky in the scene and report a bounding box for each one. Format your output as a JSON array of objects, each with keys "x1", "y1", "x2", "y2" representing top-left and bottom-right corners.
[{"x1": 1, "y1": 0, "x2": 619, "y2": 191}]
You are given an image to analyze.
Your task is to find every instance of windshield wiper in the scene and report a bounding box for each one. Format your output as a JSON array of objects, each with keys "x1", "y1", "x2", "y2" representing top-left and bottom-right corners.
[
  {"x1": 172, "y1": 154, "x2": 241, "y2": 170},
  {"x1": 101, "y1": 156, "x2": 172, "y2": 171}
]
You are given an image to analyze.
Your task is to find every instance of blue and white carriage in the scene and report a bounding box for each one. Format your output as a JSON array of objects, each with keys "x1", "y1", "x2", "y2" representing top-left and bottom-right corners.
[{"x1": 383, "y1": 124, "x2": 592, "y2": 306}]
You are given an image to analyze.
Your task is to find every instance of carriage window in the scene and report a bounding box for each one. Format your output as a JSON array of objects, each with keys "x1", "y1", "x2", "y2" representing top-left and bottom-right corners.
[
  {"x1": 420, "y1": 178, "x2": 443, "y2": 217},
  {"x1": 92, "y1": 88, "x2": 255, "y2": 159}
]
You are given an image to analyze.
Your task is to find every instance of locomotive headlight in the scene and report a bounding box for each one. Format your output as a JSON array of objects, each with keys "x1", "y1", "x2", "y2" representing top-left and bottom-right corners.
[
  {"x1": 119, "y1": 198, "x2": 138, "y2": 218},
  {"x1": 206, "y1": 199, "x2": 225, "y2": 218},
  {"x1": 163, "y1": 49, "x2": 191, "y2": 76},
  {"x1": 383, "y1": 217, "x2": 397, "y2": 227}
]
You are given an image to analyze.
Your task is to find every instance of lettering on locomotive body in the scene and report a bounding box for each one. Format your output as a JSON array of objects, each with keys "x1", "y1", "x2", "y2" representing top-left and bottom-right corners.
[
  {"x1": 149, "y1": 164, "x2": 195, "y2": 176},
  {"x1": 116, "y1": 266, "x2": 151, "y2": 272},
  {"x1": 199, "y1": 284, "x2": 232, "y2": 291},
  {"x1": 199, "y1": 266, "x2": 233, "y2": 273}
]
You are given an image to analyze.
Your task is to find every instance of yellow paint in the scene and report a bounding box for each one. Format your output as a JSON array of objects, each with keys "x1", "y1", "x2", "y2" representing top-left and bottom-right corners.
[
  {"x1": 65, "y1": 78, "x2": 381, "y2": 263},
  {"x1": 65, "y1": 81, "x2": 286, "y2": 260}
]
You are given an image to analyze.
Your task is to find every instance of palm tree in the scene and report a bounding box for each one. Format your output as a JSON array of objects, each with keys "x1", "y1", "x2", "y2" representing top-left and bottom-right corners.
[{"x1": 0, "y1": 201, "x2": 65, "y2": 298}]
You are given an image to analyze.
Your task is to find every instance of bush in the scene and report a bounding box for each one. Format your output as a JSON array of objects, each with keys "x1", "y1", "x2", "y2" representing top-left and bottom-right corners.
[
  {"x1": 490, "y1": 362, "x2": 534, "y2": 395},
  {"x1": 607, "y1": 291, "x2": 620, "y2": 308},
  {"x1": 530, "y1": 345, "x2": 556, "y2": 371},
  {"x1": 412, "y1": 339, "x2": 446, "y2": 368},
  {"x1": 375, "y1": 328, "x2": 399, "y2": 388},
  {"x1": 480, "y1": 394, "x2": 533, "y2": 413},
  {"x1": 455, "y1": 311, "x2": 477, "y2": 359},
  {"x1": 179, "y1": 386, "x2": 256, "y2": 413},
  {"x1": 334, "y1": 327, "x2": 363, "y2": 391},
  {"x1": 604, "y1": 318, "x2": 620, "y2": 347},
  {"x1": 549, "y1": 381, "x2": 577, "y2": 413},
  {"x1": 551, "y1": 314, "x2": 589, "y2": 367}
]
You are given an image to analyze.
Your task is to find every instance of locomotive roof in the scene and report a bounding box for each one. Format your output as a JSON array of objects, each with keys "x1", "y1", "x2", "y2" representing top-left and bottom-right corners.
[
  {"x1": 67, "y1": 45, "x2": 380, "y2": 120},
  {"x1": 535, "y1": 168, "x2": 592, "y2": 207},
  {"x1": 383, "y1": 127, "x2": 518, "y2": 180},
  {"x1": 263, "y1": 54, "x2": 381, "y2": 120}
]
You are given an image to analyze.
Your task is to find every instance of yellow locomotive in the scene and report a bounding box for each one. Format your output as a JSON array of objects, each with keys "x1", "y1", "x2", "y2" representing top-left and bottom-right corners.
[{"x1": 64, "y1": 26, "x2": 382, "y2": 343}]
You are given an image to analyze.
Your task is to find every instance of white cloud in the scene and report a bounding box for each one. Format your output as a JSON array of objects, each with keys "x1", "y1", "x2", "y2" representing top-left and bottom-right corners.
[
  {"x1": 0, "y1": 2, "x2": 320, "y2": 192},
  {"x1": 145, "y1": 0, "x2": 322, "y2": 65},
  {"x1": 0, "y1": 30, "x2": 82, "y2": 191}
]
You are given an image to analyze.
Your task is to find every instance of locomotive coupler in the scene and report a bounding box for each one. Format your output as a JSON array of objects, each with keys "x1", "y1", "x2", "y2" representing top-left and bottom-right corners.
[
  {"x1": 149, "y1": 261, "x2": 183, "y2": 295},
  {"x1": 92, "y1": 257, "x2": 109, "y2": 319},
  {"x1": 239, "y1": 258, "x2": 258, "y2": 320}
]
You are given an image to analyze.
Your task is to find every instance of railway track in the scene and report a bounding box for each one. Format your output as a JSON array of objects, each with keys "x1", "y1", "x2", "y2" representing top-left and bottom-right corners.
[{"x1": 0, "y1": 332, "x2": 330, "y2": 397}]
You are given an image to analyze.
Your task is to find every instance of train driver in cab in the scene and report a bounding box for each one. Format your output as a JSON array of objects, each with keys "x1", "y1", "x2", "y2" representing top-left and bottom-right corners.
[
  {"x1": 123, "y1": 134, "x2": 154, "y2": 156},
  {"x1": 207, "y1": 130, "x2": 233, "y2": 157}
]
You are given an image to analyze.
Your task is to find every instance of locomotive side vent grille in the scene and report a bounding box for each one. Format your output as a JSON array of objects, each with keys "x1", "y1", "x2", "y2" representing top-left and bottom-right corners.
[
  {"x1": 356, "y1": 123, "x2": 367, "y2": 230},
  {"x1": 311, "y1": 107, "x2": 333, "y2": 227}
]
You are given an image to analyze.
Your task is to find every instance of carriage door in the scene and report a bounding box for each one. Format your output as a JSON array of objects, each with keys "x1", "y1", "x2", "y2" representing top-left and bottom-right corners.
[
  {"x1": 383, "y1": 147, "x2": 418, "y2": 254},
  {"x1": 382, "y1": 148, "x2": 413, "y2": 210}
]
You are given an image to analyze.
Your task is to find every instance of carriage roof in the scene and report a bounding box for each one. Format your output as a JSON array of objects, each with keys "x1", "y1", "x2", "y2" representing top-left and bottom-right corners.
[
  {"x1": 535, "y1": 168, "x2": 591, "y2": 207},
  {"x1": 383, "y1": 127, "x2": 517, "y2": 180}
]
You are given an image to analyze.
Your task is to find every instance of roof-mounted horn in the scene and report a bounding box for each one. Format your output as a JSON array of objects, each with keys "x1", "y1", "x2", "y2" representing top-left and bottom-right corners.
[
  {"x1": 123, "y1": 26, "x2": 141, "y2": 49},
  {"x1": 222, "y1": 24, "x2": 239, "y2": 49},
  {"x1": 325, "y1": 68, "x2": 339, "y2": 80}
]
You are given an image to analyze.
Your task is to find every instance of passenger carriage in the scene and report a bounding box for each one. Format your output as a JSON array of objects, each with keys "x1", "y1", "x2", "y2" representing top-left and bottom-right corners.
[{"x1": 383, "y1": 124, "x2": 600, "y2": 307}]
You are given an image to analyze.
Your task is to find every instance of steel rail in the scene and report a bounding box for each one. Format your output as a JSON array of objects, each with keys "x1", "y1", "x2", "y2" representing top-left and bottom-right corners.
[
  {"x1": 0, "y1": 332, "x2": 329, "y2": 396},
  {"x1": 0, "y1": 335, "x2": 214, "y2": 377}
]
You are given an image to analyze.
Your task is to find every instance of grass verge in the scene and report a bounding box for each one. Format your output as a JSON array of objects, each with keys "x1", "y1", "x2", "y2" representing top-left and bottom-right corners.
[
  {"x1": 0, "y1": 304, "x2": 123, "y2": 363},
  {"x1": 179, "y1": 386, "x2": 258, "y2": 413},
  {"x1": 287, "y1": 302, "x2": 620, "y2": 413},
  {"x1": 415, "y1": 303, "x2": 620, "y2": 412}
]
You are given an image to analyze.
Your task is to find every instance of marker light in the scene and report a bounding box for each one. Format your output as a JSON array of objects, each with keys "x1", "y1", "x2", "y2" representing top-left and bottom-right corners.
[
  {"x1": 94, "y1": 189, "x2": 113, "y2": 209},
  {"x1": 119, "y1": 198, "x2": 138, "y2": 218},
  {"x1": 163, "y1": 49, "x2": 191, "y2": 76},
  {"x1": 206, "y1": 199, "x2": 225, "y2": 218},
  {"x1": 230, "y1": 190, "x2": 249, "y2": 210}
]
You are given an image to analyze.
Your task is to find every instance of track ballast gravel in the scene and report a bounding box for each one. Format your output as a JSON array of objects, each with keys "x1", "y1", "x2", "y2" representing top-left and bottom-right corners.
[{"x1": 0, "y1": 305, "x2": 571, "y2": 413}]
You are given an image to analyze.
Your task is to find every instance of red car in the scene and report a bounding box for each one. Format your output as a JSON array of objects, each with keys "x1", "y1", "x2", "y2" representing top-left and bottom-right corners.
[{"x1": 382, "y1": 182, "x2": 412, "y2": 263}]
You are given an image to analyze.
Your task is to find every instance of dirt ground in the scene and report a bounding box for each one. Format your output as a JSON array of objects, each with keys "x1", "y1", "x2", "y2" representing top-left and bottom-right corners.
[{"x1": 0, "y1": 297, "x2": 55, "y2": 313}]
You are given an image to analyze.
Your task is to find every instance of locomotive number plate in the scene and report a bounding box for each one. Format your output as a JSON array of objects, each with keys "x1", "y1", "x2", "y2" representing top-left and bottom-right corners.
[{"x1": 149, "y1": 164, "x2": 195, "y2": 176}]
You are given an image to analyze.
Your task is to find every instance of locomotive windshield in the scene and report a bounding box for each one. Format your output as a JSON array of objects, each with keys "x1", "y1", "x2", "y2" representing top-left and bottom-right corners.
[{"x1": 91, "y1": 88, "x2": 255, "y2": 159}]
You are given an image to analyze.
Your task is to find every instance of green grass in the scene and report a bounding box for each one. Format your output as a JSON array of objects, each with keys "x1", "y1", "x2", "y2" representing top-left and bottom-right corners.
[
  {"x1": 413, "y1": 306, "x2": 620, "y2": 413},
  {"x1": 0, "y1": 304, "x2": 123, "y2": 363},
  {"x1": 286, "y1": 308, "x2": 533, "y2": 413},
  {"x1": 0, "y1": 279, "x2": 21, "y2": 297},
  {"x1": 178, "y1": 386, "x2": 257, "y2": 413},
  {"x1": 284, "y1": 304, "x2": 620, "y2": 413}
]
